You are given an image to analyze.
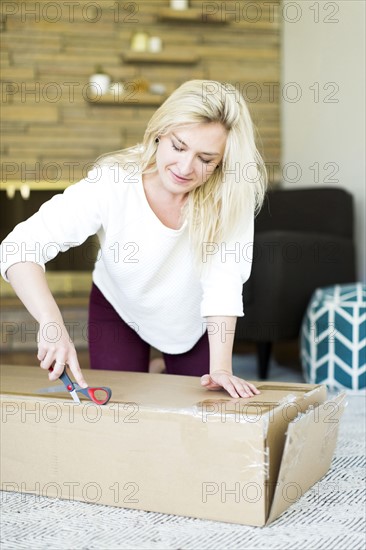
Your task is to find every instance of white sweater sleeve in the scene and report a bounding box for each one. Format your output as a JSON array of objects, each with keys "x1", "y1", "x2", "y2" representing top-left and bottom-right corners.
[
  {"x1": 200, "y1": 216, "x2": 254, "y2": 318},
  {"x1": 0, "y1": 166, "x2": 106, "y2": 282}
]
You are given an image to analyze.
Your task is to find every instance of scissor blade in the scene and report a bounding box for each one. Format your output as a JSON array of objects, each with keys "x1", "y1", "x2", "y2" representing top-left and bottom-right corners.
[
  {"x1": 69, "y1": 390, "x2": 81, "y2": 404},
  {"x1": 36, "y1": 385, "x2": 81, "y2": 403},
  {"x1": 37, "y1": 385, "x2": 67, "y2": 394}
]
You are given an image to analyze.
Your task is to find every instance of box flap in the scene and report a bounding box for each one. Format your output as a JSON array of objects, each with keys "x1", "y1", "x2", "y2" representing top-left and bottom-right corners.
[
  {"x1": 0, "y1": 365, "x2": 321, "y2": 417},
  {"x1": 0, "y1": 365, "x2": 240, "y2": 415},
  {"x1": 264, "y1": 384, "x2": 327, "y2": 518},
  {"x1": 267, "y1": 392, "x2": 346, "y2": 524}
]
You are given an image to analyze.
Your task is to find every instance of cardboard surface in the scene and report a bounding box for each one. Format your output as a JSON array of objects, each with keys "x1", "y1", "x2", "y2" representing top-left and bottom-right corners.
[
  {"x1": 0, "y1": 365, "x2": 344, "y2": 526},
  {"x1": 267, "y1": 392, "x2": 346, "y2": 524}
]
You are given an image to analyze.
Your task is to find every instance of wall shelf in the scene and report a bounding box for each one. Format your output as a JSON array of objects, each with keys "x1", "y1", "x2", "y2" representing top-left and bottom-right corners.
[
  {"x1": 1, "y1": 180, "x2": 73, "y2": 194},
  {"x1": 86, "y1": 92, "x2": 166, "y2": 106},
  {"x1": 122, "y1": 50, "x2": 200, "y2": 65},
  {"x1": 0, "y1": 271, "x2": 92, "y2": 299},
  {"x1": 158, "y1": 8, "x2": 229, "y2": 24}
]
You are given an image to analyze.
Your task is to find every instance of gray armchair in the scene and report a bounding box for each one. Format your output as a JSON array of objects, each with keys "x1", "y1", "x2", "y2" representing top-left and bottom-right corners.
[{"x1": 235, "y1": 187, "x2": 356, "y2": 379}]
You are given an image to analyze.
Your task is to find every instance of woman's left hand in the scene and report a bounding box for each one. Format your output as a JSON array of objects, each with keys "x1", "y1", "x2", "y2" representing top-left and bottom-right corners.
[{"x1": 201, "y1": 370, "x2": 260, "y2": 398}]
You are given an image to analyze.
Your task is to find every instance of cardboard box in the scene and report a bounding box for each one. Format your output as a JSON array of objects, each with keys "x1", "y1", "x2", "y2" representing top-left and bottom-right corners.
[{"x1": 0, "y1": 365, "x2": 346, "y2": 526}]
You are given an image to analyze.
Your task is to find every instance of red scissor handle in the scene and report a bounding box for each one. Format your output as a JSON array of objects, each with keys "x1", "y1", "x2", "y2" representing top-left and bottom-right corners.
[
  {"x1": 49, "y1": 365, "x2": 112, "y2": 405},
  {"x1": 79, "y1": 386, "x2": 112, "y2": 405}
]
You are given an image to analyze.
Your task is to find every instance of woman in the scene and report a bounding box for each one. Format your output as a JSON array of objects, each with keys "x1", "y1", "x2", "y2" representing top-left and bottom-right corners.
[{"x1": 0, "y1": 80, "x2": 267, "y2": 398}]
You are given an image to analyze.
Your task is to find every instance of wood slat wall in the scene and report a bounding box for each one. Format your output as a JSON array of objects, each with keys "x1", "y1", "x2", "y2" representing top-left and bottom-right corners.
[{"x1": 1, "y1": 0, "x2": 281, "y2": 186}]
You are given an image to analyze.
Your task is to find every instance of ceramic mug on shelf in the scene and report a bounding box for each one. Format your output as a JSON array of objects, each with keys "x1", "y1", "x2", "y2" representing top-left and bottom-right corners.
[
  {"x1": 130, "y1": 31, "x2": 149, "y2": 52},
  {"x1": 89, "y1": 73, "x2": 111, "y2": 95},
  {"x1": 170, "y1": 0, "x2": 188, "y2": 10},
  {"x1": 148, "y1": 36, "x2": 162, "y2": 53},
  {"x1": 149, "y1": 83, "x2": 167, "y2": 95}
]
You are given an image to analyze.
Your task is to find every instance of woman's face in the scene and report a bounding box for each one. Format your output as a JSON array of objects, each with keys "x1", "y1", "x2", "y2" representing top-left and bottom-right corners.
[{"x1": 155, "y1": 122, "x2": 227, "y2": 197}]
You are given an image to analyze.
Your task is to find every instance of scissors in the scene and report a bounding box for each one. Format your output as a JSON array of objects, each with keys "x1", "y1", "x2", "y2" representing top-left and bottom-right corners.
[{"x1": 37, "y1": 366, "x2": 112, "y2": 405}]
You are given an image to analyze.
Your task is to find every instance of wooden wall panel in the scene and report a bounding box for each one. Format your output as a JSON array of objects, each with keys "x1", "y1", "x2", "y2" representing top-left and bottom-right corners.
[
  {"x1": 1, "y1": 0, "x2": 281, "y2": 182},
  {"x1": 1, "y1": 0, "x2": 281, "y2": 269}
]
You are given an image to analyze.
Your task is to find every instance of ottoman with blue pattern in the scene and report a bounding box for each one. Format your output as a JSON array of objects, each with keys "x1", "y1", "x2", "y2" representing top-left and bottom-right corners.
[{"x1": 301, "y1": 283, "x2": 366, "y2": 390}]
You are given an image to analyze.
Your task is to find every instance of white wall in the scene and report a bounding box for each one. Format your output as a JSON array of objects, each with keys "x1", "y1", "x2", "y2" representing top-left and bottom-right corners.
[{"x1": 281, "y1": 0, "x2": 365, "y2": 282}]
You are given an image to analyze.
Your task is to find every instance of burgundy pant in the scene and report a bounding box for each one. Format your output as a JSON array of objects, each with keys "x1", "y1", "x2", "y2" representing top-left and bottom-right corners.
[{"x1": 88, "y1": 283, "x2": 209, "y2": 376}]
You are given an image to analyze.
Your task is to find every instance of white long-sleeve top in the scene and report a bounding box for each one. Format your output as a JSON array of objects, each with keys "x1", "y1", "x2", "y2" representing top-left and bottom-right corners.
[{"x1": 0, "y1": 165, "x2": 254, "y2": 353}]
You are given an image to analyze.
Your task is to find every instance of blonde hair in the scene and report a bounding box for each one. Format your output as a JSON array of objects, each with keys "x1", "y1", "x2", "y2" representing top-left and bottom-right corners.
[{"x1": 96, "y1": 79, "x2": 267, "y2": 266}]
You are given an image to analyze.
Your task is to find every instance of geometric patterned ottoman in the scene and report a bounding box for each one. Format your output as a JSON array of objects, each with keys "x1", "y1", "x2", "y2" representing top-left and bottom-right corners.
[{"x1": 301, "y1": 283, "x2": 366, "y2": 390}]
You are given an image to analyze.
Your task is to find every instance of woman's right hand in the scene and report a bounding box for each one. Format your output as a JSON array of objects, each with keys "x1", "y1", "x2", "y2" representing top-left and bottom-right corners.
[
  {"x1": 37, "y1": 317, "x2": 88, "y2": 388},
  {"x1": 5, "y1": 262, "x2": 88, "y2": 388}
]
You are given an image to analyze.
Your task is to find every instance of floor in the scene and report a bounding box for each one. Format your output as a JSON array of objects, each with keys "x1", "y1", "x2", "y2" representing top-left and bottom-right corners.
[{"x1": 232, "y1": 353, "x2": 305, "y2": 383}]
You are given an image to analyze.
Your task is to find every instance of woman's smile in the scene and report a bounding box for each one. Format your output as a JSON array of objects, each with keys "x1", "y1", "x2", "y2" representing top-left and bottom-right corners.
[{"x1": 168, "y1": 169, "x2": 192, "y2": 184}]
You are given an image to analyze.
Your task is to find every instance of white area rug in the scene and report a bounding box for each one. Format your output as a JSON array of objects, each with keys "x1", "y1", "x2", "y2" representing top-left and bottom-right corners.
[{"x1": 1, "y1": 357, "x2": 365, "y2": 550}]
